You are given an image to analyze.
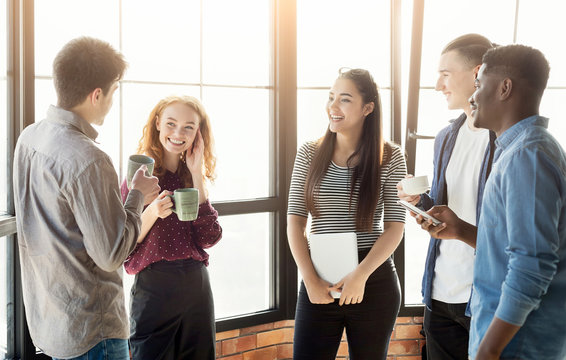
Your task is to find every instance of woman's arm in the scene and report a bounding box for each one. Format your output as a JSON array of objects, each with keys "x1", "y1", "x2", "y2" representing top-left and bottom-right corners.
[
  {"x1": 136, "y1": 190, "x2": 174, "y2": 243},
  {"x1": 191, "y1": 200, "x2": 222, "y2": 248},
  {"x1": 334, "y1": 222, "x2": 404, "y2": 305},
  {"x1": 137, "y1": 207, "x2": 158, "y2": 243},
  {"x1": 335, "y1": 144, "x2": 406, "y2": 305},
  {"x1": 287, "y1": 214, "x2": 334, "y2": 304},
  {"x1": 357, "y1": 221, "x2": 404, "y2": 277}
]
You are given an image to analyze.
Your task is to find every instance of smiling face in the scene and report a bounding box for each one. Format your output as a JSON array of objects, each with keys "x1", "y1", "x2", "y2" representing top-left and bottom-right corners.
[
  {"x1": 156, "y1": 102, "x2": 200, "y2": 156},
  {"x1": 326, "y1": 77, "x2": 373, "y2": 136},
  {"x1": 435, "y1": 50, "x2": 478, "y2": 111},
  {"x1": 469, "y1": 64, "x2": 500, "y2": 131}
]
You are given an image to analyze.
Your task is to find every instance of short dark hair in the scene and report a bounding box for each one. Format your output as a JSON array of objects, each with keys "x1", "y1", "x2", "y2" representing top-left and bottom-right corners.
[
  {"x1": 53, "y1": 37, "x2": 127, "y2": 109},
  {"x1": 442, "y1": 33, "x2": 495, "y2": 69},
  {"x1": 482, "y1": 44, "x2": 550, "y2": 97}
]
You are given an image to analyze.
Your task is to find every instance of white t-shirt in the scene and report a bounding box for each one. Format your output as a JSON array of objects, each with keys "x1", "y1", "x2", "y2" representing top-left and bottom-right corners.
[{"x1": 432, "y1": 122, "x2": 489, "y2": 303}]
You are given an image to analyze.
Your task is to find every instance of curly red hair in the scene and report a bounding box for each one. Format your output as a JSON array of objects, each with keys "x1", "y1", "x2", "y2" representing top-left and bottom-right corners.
[{"x1": 137, "y1": 95, "x2": 216, "y2": 187}]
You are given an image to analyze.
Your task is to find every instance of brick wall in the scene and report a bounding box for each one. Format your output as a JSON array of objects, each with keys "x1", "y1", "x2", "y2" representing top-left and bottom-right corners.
[{"x1": 215, "y1": 316, "x2": 425, "y2": 359}]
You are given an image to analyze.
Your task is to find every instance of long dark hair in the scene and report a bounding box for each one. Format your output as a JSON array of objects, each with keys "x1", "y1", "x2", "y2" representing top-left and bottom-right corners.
[{"x1": 305, "y1": 68, "x2": 389, "y2": 232}]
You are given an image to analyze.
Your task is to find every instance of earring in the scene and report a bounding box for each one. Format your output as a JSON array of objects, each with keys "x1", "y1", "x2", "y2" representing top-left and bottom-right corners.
[{"x1": 180, "y1": 151, "x2": 186, "y2": 163}]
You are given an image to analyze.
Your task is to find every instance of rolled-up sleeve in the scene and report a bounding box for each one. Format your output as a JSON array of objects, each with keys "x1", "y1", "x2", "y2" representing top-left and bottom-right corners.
[
  {"x1": 495, "y1": 149, "x2": 561, "y2": 326},
  {"x1": 191, "y1": 200, "x2": 222, "y2": 249},
  {"x1": 65, "y1": 157, "x2": 144, "y2": 272}
]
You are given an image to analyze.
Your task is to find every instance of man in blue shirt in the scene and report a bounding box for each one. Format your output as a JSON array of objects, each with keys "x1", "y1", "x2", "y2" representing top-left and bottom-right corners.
[{"x1": 418, "y1": 44, "x2": 566, "y2": 359}]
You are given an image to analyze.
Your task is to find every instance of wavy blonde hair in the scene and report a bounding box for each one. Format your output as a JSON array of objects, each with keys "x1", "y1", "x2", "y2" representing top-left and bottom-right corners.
[{"x1": 137, "y1": 95, "x2": 216, "y2": 187}]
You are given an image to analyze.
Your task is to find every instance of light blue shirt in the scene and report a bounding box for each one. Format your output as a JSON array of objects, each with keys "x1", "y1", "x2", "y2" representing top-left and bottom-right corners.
[{"x1": 470, "y1": 115, "x2": 566, "y2": 359}]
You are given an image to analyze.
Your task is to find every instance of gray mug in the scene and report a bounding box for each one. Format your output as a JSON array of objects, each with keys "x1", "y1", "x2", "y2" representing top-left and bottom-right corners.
[{"x1": 127, "y1": 154, "x2": 155, "y2": 188}]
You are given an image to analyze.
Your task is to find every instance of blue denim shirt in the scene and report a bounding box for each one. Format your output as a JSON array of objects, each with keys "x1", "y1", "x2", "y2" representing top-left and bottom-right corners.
[
  {"x1": 470, "y1": 116, "x2": 566, "y2": 360},
  {"x1": 420, "y1": 113, "x2": 496, "y2": 315}
]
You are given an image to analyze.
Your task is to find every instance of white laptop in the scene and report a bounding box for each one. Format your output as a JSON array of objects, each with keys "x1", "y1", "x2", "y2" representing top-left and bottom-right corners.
[{"x1": 309, "y1": 232, "x2": 359, "y2": 298}]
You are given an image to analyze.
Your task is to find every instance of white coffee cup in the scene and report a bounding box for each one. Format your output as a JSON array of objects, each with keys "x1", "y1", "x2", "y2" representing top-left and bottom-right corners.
[{"x1": 400, "y1": 175, "x2": 429, "y2": 195}]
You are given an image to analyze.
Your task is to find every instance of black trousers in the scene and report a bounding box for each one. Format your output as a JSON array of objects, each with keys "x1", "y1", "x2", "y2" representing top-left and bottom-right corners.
[
  {"x1": 423, "y1": 299, "x2": 470, "y2": 360},
  {"x1": 129, "y1": 259, "x2": 215, "y2": 360},
  {"x1": 293, "y1": 256, "x2": 401, "y2": 360}
]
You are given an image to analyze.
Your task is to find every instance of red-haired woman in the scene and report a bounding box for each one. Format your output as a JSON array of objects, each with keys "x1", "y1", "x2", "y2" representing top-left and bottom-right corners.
[{"x1": 121, "y1": 95, "x2": 222, "y2": 360}]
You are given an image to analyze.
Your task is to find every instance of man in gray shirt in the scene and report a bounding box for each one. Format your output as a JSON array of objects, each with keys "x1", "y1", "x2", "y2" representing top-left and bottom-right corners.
[{"x1": 13, "y1": 37, "x2": 160, "y2": 359}]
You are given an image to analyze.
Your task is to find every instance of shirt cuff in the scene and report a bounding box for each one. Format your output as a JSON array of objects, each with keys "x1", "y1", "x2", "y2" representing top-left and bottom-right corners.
[
  {"x1": 198, "y1": 199, "x2": 216, "y2": 215},
  {"x1": 494, "y1": 285, "x2": 539, "y2": 326},
  {"x1": 125, "y1": 189, "x2": 144, "y2": 214}
]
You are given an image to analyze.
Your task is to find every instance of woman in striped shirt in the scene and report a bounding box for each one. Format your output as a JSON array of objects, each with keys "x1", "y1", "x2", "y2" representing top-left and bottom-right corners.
[{"x1": 288, "y1": 68, "x2": 407, "y2": 359}]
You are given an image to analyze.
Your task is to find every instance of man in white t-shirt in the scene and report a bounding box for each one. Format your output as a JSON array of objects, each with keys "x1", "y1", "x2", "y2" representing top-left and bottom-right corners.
[{"x1": 398, "y1": 34, "x2": 496, "y2": 360}]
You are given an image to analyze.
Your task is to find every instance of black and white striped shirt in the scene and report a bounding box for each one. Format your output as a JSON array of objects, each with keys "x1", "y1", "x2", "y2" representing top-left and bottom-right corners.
[{"x1": 288, "y1": 141, "x2": 407, "y2": 250}]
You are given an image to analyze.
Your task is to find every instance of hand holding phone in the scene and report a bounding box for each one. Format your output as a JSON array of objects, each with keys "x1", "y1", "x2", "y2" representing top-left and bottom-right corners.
[{"x1": 397, "y1": 200, "x2": 442, "y2": 226}]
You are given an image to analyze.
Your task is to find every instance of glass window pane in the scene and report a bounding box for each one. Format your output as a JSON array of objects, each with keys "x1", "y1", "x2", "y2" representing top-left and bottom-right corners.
[
  {"x1": 297, "y1": 89, "x2": 328, "y2": 148},
  {"x1": 404, "y1": 224, "x2": 429, "y2": 305},
  {"x1": 1, "y1": 236, "x2": 11, "y2": 356},
  {"x1": 381, "y1": 89, "x2": 392, "y2": 142},
  {"x1": 122, "y1": 0, "x2": 200, "y2": 83},
  {"x1": 541, "y1": 89, "x2": 566, "y2": 149},
  {"x1": 297, "y1": 0, "x2": 391, "y2": 88},
  {"x1": 420, "y1": 0, "x2": 516, "y2": 86},
  {"x1": 121, "y1": 83, "x2": 201, "y2": 180},
  {"x1": 202, "y1": 0, "x2": 270, "y2": 86},
  {"x1": 94, "y1": 105, "x2": 121, "y2": 175},
  {"x1": 404, "y1": 136, "x2": 435, "y2": 305},
  {"x1": 34, "y1": 0, "x2": 119, "y2": 77},
  {"x1": 416, "y1": 89, "x2": 461, "y2": 136},
  {"x1": 203, "y1": 87, "x2": 270, "y2": 201},
  {"x1": 1, "y1": 0, "x2": 7, "y2": 215},
  {"x1": 207, "y1": 213, "x2": 271, "y2": 318},
  {"x1": 34, "y1": 79, "x2": 56, "y2": 124},
  {"x1": 516, "y1": 1, "x2": 566, "y2": 87}
]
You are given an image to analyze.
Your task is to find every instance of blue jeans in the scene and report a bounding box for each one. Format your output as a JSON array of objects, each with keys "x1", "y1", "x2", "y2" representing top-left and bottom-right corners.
[{"x1": 52, "y1": 339, "x2": 129, "y2": 360}]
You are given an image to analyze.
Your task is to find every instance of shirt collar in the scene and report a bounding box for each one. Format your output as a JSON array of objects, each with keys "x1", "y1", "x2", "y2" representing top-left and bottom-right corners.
[
  {"x1": 46, "y1": 104, "x2": 99, "y2": 141},
  {"x1": 495, "y1": 115, "x2": 549, "y2": 151}
]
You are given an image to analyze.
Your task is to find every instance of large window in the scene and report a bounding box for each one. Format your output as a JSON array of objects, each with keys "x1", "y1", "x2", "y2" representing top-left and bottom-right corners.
[
  {"x1": 34, "y1": 0, "x2": 278, "y2": 324},
  {"x1": 1, "y1": 0, "x2": 8, "y2": 217},
  {"x1": 516, "y1": 1, "x2": 566, "y2": 149},
  {"x1": 1, "y1": 236, "x2": 8, "y2": 358},
  {"x1": 4, "y1": 0, "x2": 566, "y2": 356},
  {"x1": 1, "y1": 0, "x2": 12, "y2": 358},
  {"x1": 297, "y1": 0, "x2": 393, "y2": 146}
]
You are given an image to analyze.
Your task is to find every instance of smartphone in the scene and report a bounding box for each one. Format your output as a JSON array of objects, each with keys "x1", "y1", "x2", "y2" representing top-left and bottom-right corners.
[{"x1": 397, "y1": 200, "x2": 442, "y2": 226}]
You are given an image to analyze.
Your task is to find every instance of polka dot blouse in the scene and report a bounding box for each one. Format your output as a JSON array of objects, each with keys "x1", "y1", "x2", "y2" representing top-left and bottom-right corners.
[{"x1": 120, "y1": 170, "x2": 222, "y2": 275}]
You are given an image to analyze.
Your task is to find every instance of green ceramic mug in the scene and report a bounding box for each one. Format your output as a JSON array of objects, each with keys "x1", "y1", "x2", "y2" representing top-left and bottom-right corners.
[{"x1": 167, "y1": 188, "x2": 199, "y2": 221}]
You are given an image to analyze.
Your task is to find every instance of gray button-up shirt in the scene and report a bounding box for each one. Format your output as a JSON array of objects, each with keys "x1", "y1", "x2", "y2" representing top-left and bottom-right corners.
[{"x1": 13, "y1": 105, "x2": 143, "y2": 358}]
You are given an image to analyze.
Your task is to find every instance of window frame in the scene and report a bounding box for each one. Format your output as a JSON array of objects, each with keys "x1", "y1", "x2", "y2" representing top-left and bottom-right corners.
[
  {"x1": 4, "y1": 0, "x2": 424, "y2": 356},
  {"x1": 5, "y1": 1, "x2": 299, "y2": 352}
]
